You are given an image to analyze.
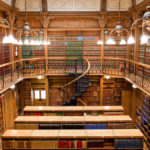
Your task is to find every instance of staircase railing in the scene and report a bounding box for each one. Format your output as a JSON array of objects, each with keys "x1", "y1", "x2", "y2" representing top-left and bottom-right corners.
[
  {"x1": 63, "y1": 57, "x2": 91, "y2": 88},
  {"x1": 62, "y1": 57, "x2": 91, "y2": 105}
]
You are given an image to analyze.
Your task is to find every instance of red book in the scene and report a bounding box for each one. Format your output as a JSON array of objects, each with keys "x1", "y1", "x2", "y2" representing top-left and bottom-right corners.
[
  {"x1": 69, "y1": 141, "x2": 73, "y2": 148},
  {"x1": 59, "y1": 141, "x2": 64, "y2": 148},
  {"x1": 65, "y1": 141, "x2": 70, "y2": 148},
  {"x1": 77, "y1": 141, "x2": 82, "y2": 148}
]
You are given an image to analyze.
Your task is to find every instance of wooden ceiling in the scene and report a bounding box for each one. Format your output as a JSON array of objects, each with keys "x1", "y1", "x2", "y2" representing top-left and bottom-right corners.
[{"x1": 0, "y1": 0, "x2": 145, "y2": 12}]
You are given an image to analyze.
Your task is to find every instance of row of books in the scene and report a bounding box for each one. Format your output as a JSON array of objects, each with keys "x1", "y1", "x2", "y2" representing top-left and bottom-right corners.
[
  {"x1": 3, "y1": 139, "x2": 142, "y2": 149},
  {"x1": 115, "y1": 139, "x2": 143, "y2": 148}
]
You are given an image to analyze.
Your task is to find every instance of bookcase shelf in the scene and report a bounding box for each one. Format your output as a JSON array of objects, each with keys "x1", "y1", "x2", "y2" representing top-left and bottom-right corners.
[
  {"x1": 23, "y1": 106, "x2": 124, "y2": 116},
  {"x1": 14, "y1": 115, "x2": 133, "y2": 130},
  {"x1": 0, "y1": 29, "x2": 10, "y2": 73},
  {"x1": 2, "y1": 129, "x2": 144, "y2": 150},
  {"x1": 135, "y1": 93, "x2": 150, "y2": 149},
  {"x1": 103, "y1": 78, "x2": 130, "y2": 106}
]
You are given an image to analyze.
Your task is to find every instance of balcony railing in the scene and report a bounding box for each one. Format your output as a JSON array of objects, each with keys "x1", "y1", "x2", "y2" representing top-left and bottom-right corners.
[{"x1": 0, "y1": 57, "x2": 150, "y2": 94}]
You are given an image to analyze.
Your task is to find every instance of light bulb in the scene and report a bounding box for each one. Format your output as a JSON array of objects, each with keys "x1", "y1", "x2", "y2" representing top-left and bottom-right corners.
[
  {"x1": 2, "y1": 36, "x2": 10, "y2": 44},
  {"x1": 120, "y1": 39, "x2": 126, "y2": 45},
  {"x1": 105, "y1": 75, "x2": 110, "y2": 79},
  {"x1": 10, "y1": 85, "x2": 15, "y2": 89},
  {"x1": 39, "y1": 40, "x2": 42, "y2": 45},
  {"x1": 47, "y1": 41, "x2": 51, "y2": 45},
  {"x1": 13, "y1": 39, "x2": 18, "y2": 45},
  {"x1": 30, "y1": 40, "x2": 34, "y2": 45},
  {"x1": 141, "y1": 34, "x2": 148, "y2": 44},
  {"x1": 106, "y1": 38, "x2": 116, "y2": 45},
  {"x1": 18, "y1": 40, "x2": 23, "y2": 45},
  {"x1": 38, "y1": 76, "x2": 42, "y2": 79},
  {"x1": 43, "y1": 41, "x2": 47, "y2": 45},
  {"x1": 97, "y1": 40, "x2": 103, "y2": 45},
  {"x1": 127, "y1": 36, "x2": 135, "y2": 44},
  {"x1": 132, "y1": 84, "x2": 137, "y2": 89},
  {"x1": 36, "y1": 40, "x2": 40, "y2": 45},
  {"x1": 8, "y1": 34, "x2": 15, "y2": 44},
  {"x1": 24, "y1": 39, "x2": 29, "y2": 45}
]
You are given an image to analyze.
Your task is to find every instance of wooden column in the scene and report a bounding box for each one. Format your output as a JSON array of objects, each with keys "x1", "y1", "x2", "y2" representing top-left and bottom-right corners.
[
  {"x1": 132, "y1": 12, "x2": 140, "y2": 63},
  {"x1": 42, "y1": 13, "x2": 50, "y2": 73},
  {"x1": 100, "y1": 77, "x2": 103, "y2": 106},
  {"x1": 7, "y1": 11, "x2": 16, "y2": 71},
  {"x1": 132, "y1": 88, "x2": 137, "y2": 126},
  {"x1": 97, "y1": 12, "x2": 106, "y2": 73}
]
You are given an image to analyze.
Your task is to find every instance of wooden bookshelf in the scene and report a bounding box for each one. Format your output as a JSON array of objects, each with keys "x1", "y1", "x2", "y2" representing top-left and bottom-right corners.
[
  {"x1": 0, "y1": 97, "x2": 3, "y2": 139},
  {"x1": 14, "y1": 115, "x2": 133, "y2": 130},
  {"x1": 103, "y1": 78, "x2": 130, "y2": 106},
  {"x1": 0, "y1": 29, "x2": 10, "y2": 75},
  {"x1": 2, "y1": 129, "x2": 144, "y2": 149},
  {"x1": 23, "y1": 106, "x2": 124, "y2": 116},
  {"x1": 135, "y1": 92, "x2": 150, "y2": 148}
]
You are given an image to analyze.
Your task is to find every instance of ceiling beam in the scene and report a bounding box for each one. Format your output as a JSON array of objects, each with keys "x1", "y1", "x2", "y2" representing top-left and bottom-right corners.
[
  {"x1": 41, "y1": 0, "x2": 48, "y2": 12},
  {"x1": 131, "y1": 0, "x2": 136, "y2": 7},
  {"x1": 11, "y1": 0, "x2": 16, "y2": 7},
  {"x1": 101, "y1": 0, "x2": 107, "y2": 11}
]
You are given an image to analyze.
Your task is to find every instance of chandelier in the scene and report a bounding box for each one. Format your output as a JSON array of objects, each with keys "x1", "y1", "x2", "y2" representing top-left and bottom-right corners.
[
  {"x1": 16, "y1": 0, "x2": 50, "y2": 46},
  {"x1": 128, "y1": 5, "x2": 150, "y2": 45},
  {"x1": 106, "y1": 0, "x2": 130, "y2": 45},
  {"x1": 0, "y1": 18, "x2": 16, "y2": 44}
]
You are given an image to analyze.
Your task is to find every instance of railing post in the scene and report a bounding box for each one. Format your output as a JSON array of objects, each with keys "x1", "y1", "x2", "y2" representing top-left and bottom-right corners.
[
  {"x1": 45, "y1": 60, "x2": 46, "y2": 74},
  {"x1": 128, "y1": 62, "x2": 130, "y2": 78},
  {"x1": 134, "y1": 64, "x2": 136, "y2": 82},
  {"x1": 11, "y1": 66, "x2": 13, "y2": 82},
  {"x1": 124, "y1": 60, "x2": 126, "y2": 76},
  {"x1": 142, "y1": 66, "x2": 144, "y2": 87},
  {"x1": 2, "y1": 69, "x2": 5, "y2": 88},
  {"x1": 18, "y1": 65, "x2": 19, "y2": 78}
]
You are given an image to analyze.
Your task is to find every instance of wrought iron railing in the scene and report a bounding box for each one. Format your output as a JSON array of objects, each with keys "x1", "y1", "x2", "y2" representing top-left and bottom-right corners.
[{"x1": 0, "y1": 57, "x2": 150, "y2": 95}]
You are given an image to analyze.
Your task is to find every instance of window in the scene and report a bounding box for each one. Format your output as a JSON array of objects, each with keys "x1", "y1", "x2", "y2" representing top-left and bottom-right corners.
[
  {"x1": 34, "y1": 89, "x2": 46, "y2": 100},
  {"x1": 41, "y1": 90, "x2": 46, "y2": 99},
  {"x1": 35, "y1": 90, "x2": 40, "y2": 99}
]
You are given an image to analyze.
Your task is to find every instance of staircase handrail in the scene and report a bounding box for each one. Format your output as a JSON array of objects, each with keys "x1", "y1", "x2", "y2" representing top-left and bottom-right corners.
[{"x1": 63, "y1": 57, "x2": 90, "y2": 88}]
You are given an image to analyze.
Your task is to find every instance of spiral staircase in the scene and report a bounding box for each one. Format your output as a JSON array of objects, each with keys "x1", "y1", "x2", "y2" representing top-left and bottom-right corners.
[{"x1": 62, "y1": 58, "x2": 91, "y2": 106}]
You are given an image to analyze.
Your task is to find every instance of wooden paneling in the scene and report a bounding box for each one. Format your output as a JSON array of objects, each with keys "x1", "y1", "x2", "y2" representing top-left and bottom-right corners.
[
  {"x1": 122, "y1": 91, "x2": 132, "y2": 116},
  {"x1": 2, "y1": 90, "x2": 17, "y2": 131}
]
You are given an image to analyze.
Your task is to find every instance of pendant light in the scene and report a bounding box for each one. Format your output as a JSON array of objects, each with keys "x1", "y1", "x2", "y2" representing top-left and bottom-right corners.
[
  {"x1": 0, "y1": 18, "x2": 16, "y2": 44},
  {"x1": 16, "y1": 0, "x2": 38, "y2": 45},
  {"x1": 106, "y1": 0, "x2": 130, "y2": 45},
  {"x1": 97, "y1": 33, "x2": 103, "y2": 45},
  {"x1": 128, "y1": 1, "x2": 150, "y2": 45}
]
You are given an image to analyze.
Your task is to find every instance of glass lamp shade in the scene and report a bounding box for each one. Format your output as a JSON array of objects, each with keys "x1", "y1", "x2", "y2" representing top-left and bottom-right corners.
[
  {"x1": 97, "y1": 40, "x2": 103, "y2": 45},
  {"x1": 141, "y1": 34, "x2": 148, "y2": 44},
  {"x1": 127, "y1": 36, "x2": 135, "y2": 44},
  {"x1": 106, "y1": 38, "x2": 116, "y2": 45},
  {"x1": 18, "y1": 40, "x2": 23, "y2": 45},
  {"x1": 13, "y1": 39, "x2": 18, "y2": 45},
  {"x1": 120, "y1": 39, "x2": 126, "y2": 45},
  {"x1": 2, "y1": 36, "x2": 10, "y2": 44},
  {"x1": 24, "y1": 39, "x2": 29, "y2": 45},
  {"x1": 47, "y1": 41, "x2": 51, "y2": 45},
  {"x1": 8, "y1": 34, "x2": 15, "y2": 44},
  {"x1": 39, "y1": 40, "x2": 43, "y2": 45},
  {"x1": 30, "y1": 40, "x2": 35, "y2": 45},
  {"x1": 43, "y1": 41, "x2": 47, "y2": 45},
  {"x1": 36, "y1": 40, "x2": 40, "y2": 45}
]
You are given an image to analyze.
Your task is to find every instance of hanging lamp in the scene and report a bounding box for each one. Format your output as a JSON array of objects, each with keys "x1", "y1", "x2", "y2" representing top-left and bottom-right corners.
[
  {"x1": 106, "y1": 0, "x2": 130, "y2": 45},
  {"x1": 16, "y1": 0, "x2": 38, "y2": 45},
  {"x1": 128, "y1": 1, "x2": 150, "y2": 45},
  {"x1": 0, "y1": 18, "x2": 16, "y2": 44}
]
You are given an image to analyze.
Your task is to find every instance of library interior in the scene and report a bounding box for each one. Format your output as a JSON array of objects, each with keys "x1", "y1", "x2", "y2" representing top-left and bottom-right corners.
[{"x1": 0, "y1": 0, "x2": 150, "y2": 149}]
